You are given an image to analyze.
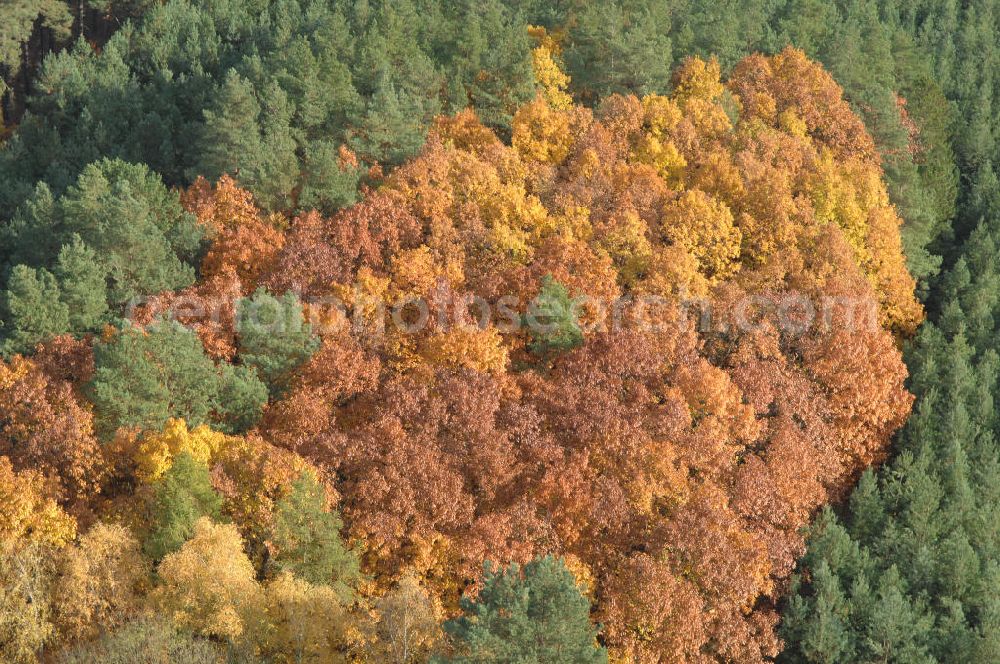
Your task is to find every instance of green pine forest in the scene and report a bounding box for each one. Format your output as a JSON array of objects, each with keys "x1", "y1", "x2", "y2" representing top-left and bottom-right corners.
[{"x1": 2, "y1": 0, "x2": 1000, "y2": 662}]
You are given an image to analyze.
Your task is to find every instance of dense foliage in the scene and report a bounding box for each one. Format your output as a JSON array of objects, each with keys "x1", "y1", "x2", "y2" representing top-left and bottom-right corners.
[
  {"x1": 0, "y1": 0, "x2": 535, "y2": 216},
  {"x1": 3, "y1": 0, "x2": 1000, "y2": 662}
]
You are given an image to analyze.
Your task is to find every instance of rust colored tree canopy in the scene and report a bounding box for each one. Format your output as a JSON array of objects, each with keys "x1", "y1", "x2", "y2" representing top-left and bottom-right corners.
[
  {"x1": 0, "y1": 46, "x2": 917, "y2": 662},
  {"x1": 157, "y1": 48, "x2": 918, "y2": 662}
]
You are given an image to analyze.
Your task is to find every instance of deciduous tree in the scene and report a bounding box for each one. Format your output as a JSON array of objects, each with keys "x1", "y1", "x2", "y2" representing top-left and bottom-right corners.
[
  {"x1": 153, "y1": 517, "x2": 261, "y2": 643},
  {"x1": 143, "y1": 453, "x2": 222, "y2": 561}
]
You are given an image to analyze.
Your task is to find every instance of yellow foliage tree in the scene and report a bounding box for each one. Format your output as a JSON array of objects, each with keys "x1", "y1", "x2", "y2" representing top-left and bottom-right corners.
[
  {"x1": 371, "y1": 573, "x2": 441, "y2": 664},
  {"x1": 527, "y1": 26, "x2": 572, "y2": 110},
  {"x1": 0, "y1": 457, "x2": 76, "y2": 662},
  {"x1": 134, "y1": 418, "x2": 234, "y2": 483},
  {"x1": 595, "y1": 209, "x2": 654, "y2": 285},
  {"x1": 153, "y1": 518, "x2": 261, "y2": 643},
  {"x1": 419, "y1": 326, "x2": 509, "y2": 375},
  {"x1": 512, "y1": 98, "x2": 575, "y2": 166},
  {"x1": 661, "y1": 189, "x2": 742, "y2": 281},
  {"x1": 673, "y1": 56, "x2": 726, "y2": 103},
  {"x1": 633, "y1": 95, "x2": 687, "y2": 185},
  {"x1": 0, "y1": 543, "x2": 56, "y2": 663},
  {"x1": 0, "y1": 456, "x2": 76, "y2": 547},
  {"x1": 51, "y1": 523, "x2": 149, "y2": 644},
  {"x1": 259, "y1": 572, "x2": 357, "y2": 664}
]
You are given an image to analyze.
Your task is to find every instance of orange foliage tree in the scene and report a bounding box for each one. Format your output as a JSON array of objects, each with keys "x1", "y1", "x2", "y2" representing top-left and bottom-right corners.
[
  {"x1": 105, "y1": 47, "x2": 920, "y2": 662},
  {"x1": 245, "y1": 48, "x2": 921, "y2": 662},
  {"x1": 0, "y1": 355, "x2": 106, "y2": 515}
]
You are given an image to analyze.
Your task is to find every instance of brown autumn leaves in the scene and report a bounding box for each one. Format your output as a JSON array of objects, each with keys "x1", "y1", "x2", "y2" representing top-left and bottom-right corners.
[{"x1": 1, "y1": 48, "x2": 921, "y2": 662}]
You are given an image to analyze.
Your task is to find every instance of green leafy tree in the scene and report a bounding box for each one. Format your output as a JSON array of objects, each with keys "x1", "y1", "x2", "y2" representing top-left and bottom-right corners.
[
  {"x1": 143, "y1": 452, "x2": 223, "y2": 561},
  {"x1": 236, "y1": 288, "x2": 319, "y2": 398},
  {"x1": 438, "y1": 556, "x2": 607, "y2": 664},
  {"x1": 271, "y1": 470, "x2": 360, "y2": 600},
  {"x1": 89, "y1": 321, "x2": 266, "y2": 439},
  {"x1": 198, "y1": 75, "x2": 300, "y2": 211},
  {"x1": 3, "y1": 159, "x2": 202, "y2": 315},
  {"x1": 782, "y1": 561, "x2": 852, "y2": 664},
  {"x1": 1, "y1": 182, "x2": 59, "y2": 270},
  {"x1": 90, "y1": 322, "x2": 217, "y2": 438},
  {"x1": 1, "y1": 0, "x2": 543, "y2": 222},
  {"x1": 254, "y1": 83, "x2": 301, "y2": 211},
  {"x1": 525, "y1": 276, "x2": 583, "y2": 359},
  {"x1": 782, "y1": 208, "x2": 1000, "y2": 661},
  {"x1": 2, "y1": 158, "x2": 200, "y2": 348}
]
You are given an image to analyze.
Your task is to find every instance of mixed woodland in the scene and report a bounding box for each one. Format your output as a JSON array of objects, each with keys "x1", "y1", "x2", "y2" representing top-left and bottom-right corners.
[{"x1": 2, "y1": 1, "x2": 1000, "y2": 662}]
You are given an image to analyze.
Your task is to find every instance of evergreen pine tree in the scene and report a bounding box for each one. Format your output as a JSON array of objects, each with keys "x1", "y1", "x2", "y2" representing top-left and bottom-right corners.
[
  {"x1": 198, "y1": 70, "x2": 264, "y2": 188},
  {"x1": 438, "y1": 556, "x2": 607, "y2": 664},
  {"x1": 54, "y1": 234, "x2": 108, "y2": 333},
  {"x1": 526, "y1": 276, "x2": 584, "y2": 359},
  {"x1": 0, "y1": 264, "x2": 70, "y2": 355},
  {"x1": 56, "y1": 158, "x2": 202, "y2": 305},
  {"x1": 350, "y1": 70, "x2": 428, "y2": 166},
  {"x1": 216, "y1": 364, "x2": 269, "y2": 435},
  {"x1": 236, "y1": 288, "x2": 319, "y2": 398},
  {"x1": 90, "y1": 320, "x2": 266, "y2": 439}
]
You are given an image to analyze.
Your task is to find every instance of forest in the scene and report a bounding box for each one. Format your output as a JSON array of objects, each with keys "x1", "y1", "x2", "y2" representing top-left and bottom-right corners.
[{"x1": 1, "y1": 0, "x2": 999, "y2": 662}]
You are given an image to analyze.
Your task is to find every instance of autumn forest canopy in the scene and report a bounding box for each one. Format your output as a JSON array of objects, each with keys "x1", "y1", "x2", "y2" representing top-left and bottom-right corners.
[{"x1": 2, "y1": 1, "x2": 1000, "y2": 662}]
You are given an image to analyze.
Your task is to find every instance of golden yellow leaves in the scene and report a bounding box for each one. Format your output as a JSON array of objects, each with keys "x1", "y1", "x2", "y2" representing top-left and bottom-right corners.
[
  {"x1": 673, "y1": 56, "x2": 726, "y2": 103},
  {"x1": 0, "y1": 457, "x2": 76, "y2": 547},
  {"x1": 420, "y1": 326, "x2": 509, "y2": 375},
  {"x1": 133, "y1": 417, "x2": 234, "y2": 483},
  {"x1": 730, "y1": 48, "x2": 878, "y2": 161},
  {"x1": 595, "y1": 209, "x2": 654, "y2": 286},
  {"x1": 671, "y1": 56, "x2": 734, "y2": 141},
  {"x1": 638, "y1": 245, "x2": 709, "y2": 298},
  {"x1": 803, "y1": 150, "x2": 921, "y2": 333},
  {"x1": 388, "y1": 245, "x2": 464, "y2": 304},
  {"x1": 535, "y1": 204, "x2": 594, "y2": 244},
  {"x1": 634, "y1": 135, "x2": 687, "y2": 186},
  {"x1": 512, "y1": 98, "x2": 575, "y2": 165},
  {"x1": 528, "y1": 26, "x2": 572, "y2": 111},
  {"x1": 513, "y1": 26, "x2": 579, "y2": 166},
  {"x1": 51, "y1": 523, "x2": 148, "y2": 643},
  {"x1": 807, "y1": 150, "x2": 873, "y2": 257},
  {"x1": 371, "y1": 572, "x2": 442, "y2": 664},
  {"x1": 779, "y1": 107, "x2": 808, "y2": 138},
  {"x1": 154, "y1": 518, "x2": 259, "y2": 641},
  {"x1": 434, "y1": 109, "x2": 502, "y2": 154},
  {"x1": 661, "y1": 189, "x2": 742, "y2": 282},
  {"x1": 262, "y1": 572, "x2": 354, "y2": 664},
  {"x1": 151, "y1": 514, "x2": 362, "y2": 660},
  {"x1": 633, "y1": 95, "x2": 688, "y2": 184}
]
